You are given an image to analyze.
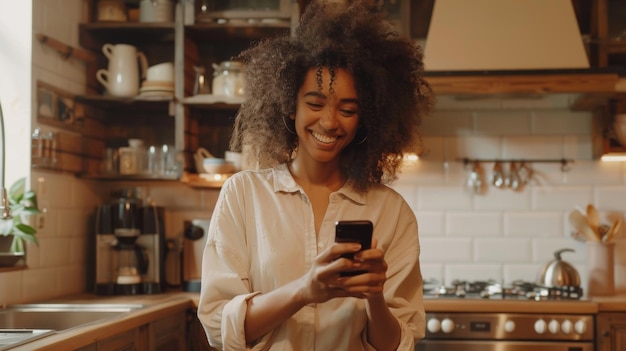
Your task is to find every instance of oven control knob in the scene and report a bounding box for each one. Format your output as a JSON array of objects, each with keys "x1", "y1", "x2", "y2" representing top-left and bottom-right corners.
[
  {"x1": 561, "y1": 320, "x2": 573, "y2": 334},
  {"x1": 426, "y1": 318, "x2": 441, "y2": 333},
  {"x1": 574, "y1": 320, "x2": 587, "y2": 335},
  {"x1": 534, "y1": 319, "x2": 547, "y2": 334},
  {"x1": 548, "y1": 319, "x2": 560, "y2": 334},
  {"x1": 441, "y1": 318, "x2": 455, "y2": 333},
  {"x1": 504, "y1": 320, "x2": 515, "y2": 333}
]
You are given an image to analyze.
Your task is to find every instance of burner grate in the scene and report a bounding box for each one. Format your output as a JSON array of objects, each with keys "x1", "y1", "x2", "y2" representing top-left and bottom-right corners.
[{"x1": 424, "y1": 279, "x2": 583, "y2": 300}]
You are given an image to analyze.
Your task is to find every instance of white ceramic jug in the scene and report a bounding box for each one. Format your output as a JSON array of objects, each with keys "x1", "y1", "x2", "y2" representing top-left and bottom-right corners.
[{"x1": 96, "y1": 44, "x2": 148, "y2": 97}]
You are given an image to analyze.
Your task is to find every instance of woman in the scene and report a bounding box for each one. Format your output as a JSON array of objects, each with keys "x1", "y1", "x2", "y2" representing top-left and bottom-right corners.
[{"x1": 198, "y1": 1, "x2": 433, "y2": 350}]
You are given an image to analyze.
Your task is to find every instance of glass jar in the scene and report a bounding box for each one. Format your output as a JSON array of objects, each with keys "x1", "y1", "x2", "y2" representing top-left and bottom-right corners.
[{"x1": 211, "y1": 61, "x2": 244, "y2": 97}]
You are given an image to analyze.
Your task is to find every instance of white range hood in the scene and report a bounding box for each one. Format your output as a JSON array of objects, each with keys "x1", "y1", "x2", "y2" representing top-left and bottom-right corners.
[{"x1": 423, "y1": 0, "x2": 590, "y2": 71}]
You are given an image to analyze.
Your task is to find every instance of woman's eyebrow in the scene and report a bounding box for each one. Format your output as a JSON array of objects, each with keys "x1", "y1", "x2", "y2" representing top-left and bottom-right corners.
[{"x1": 303, "y1": 91, "x2": 326, "y2": 99}]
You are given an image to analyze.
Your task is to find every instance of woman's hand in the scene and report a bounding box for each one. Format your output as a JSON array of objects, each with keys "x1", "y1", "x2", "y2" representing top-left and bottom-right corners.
[{"x1": 298, "y1": 239, "x2": 387, "y2": 304}]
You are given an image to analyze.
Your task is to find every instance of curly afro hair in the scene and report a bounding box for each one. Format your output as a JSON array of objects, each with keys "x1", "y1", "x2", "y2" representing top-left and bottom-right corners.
[{"x1": 230, "y1": 0, "x2": 434, "y2": 191}]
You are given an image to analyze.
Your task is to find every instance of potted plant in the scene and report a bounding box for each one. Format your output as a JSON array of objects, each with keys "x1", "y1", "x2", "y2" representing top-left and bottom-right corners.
[{"x1": 0, "y1": 177, "x2": 39, "y2": 254}]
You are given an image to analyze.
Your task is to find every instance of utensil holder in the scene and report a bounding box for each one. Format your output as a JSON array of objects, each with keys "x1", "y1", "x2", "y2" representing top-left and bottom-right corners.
[{"x1": 586, "y1": 242, "x2": 615, "y2": 297}]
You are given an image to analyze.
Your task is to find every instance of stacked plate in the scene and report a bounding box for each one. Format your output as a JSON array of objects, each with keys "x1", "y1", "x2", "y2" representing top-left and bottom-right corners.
[{"x1": 139, "y1": 80, "x2": 174, "y2": 97}]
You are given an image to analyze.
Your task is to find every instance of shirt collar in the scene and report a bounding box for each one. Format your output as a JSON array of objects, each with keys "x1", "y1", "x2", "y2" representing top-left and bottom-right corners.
[{"x1": 271, "y1": 163, "x2": 367, "y2": 205}]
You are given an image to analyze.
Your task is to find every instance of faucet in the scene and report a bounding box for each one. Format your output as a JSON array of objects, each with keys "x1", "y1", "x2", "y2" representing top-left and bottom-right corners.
[{"x1": 0, "y1": 101, "x2": 11, "y2": 220}]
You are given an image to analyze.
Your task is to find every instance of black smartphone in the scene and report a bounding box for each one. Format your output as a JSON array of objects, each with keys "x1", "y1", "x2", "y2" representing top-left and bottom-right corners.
[{"x1": 335, "y1": 220, "x2": 373, "y2": 276}]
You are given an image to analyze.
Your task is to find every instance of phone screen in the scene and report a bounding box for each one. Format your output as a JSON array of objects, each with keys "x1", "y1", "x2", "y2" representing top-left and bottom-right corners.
[{"x1": 335, "y1": 220, "x2": 373, "y2": 276}]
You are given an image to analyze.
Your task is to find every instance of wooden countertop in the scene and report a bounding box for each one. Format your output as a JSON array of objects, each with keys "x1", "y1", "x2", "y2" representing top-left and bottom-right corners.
[
  {"x1": 7, "y1": 292, "x2": 626, "y2": 350},
  {"x1": 10, "y1": 292, "x2": 197, "y2": 351}
]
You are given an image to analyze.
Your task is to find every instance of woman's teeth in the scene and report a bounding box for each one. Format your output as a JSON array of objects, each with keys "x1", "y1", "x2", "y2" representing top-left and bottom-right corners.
[{"x1": 312, "y1": 132, "x2": 337, "y2": 144}]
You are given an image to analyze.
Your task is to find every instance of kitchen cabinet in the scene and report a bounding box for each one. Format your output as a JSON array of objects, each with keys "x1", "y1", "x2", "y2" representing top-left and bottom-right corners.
[
  {"x1": 596, "y1": 313, "x2": 626, "y2": 351},
  {"x1": 149, "y1": 309, "x2": 186, "y2": 351},
  {"x1": 65, "y1": 1, "x2": 290, "y2": 188},
  {"x1": 96, "y1": 328, "x2": 143, "y2": 351},
  {"x1": 71, "y1": 310, "x2": 186, "y2": 351}
]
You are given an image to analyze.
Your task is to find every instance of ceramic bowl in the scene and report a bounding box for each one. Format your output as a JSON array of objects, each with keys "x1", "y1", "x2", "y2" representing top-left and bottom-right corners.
[
  {"x1": 202, "y1": 158, "x2": 235, "y2": 174},
  {"x1": 615, "y1": 114, "x2": 626, "y2": 147}
]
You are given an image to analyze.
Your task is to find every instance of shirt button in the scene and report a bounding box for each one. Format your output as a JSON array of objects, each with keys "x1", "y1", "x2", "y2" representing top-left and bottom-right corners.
[{"x1": 317, "y1": 243, "x2": 324, "y2": 250}]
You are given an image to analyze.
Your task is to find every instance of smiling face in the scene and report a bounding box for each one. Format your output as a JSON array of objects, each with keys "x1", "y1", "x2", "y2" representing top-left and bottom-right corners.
[{"x1": 292, "y1": 67, "x2": 360, "y2": 168}]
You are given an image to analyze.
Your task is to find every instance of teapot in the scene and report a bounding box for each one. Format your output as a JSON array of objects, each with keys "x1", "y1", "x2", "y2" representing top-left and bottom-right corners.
[
  {"x1": 96, "y1": 43, "x2": 148, "y2": 97},
  {"x1": 536, "y1": 248, "x2": 581, "y2": 288}
]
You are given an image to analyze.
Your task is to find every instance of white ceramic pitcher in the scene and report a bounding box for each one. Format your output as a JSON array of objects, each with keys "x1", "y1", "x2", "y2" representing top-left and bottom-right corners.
[{"x1": 96, "y1": 43, "x2": 148, "y2": 97}]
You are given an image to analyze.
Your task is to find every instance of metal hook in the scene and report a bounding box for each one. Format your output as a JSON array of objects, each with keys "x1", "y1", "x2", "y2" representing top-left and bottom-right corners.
[{"x1": 560, "y1": 159, "x2": 572, "y2": 172}]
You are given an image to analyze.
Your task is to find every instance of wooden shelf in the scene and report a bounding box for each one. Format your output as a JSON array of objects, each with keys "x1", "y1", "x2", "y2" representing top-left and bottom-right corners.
[
  {"x1": 424, "y1": 71, "x2": 620, "y2": 95},
  {"x1": 185, "y1": 22, "x2": 290, "y2": 42},
  {"x1": 76, "y1": 95, "x2": 174, "y2": 111},
  {"x1": 180, "y1": 172, "x2": 233, "y2": 188},
  {"x1": 79, "y1": 22, "x2": 176, "y2": 49},
  {"x1": 182, "y1": 95, "x2": 243, "y2": 110}
]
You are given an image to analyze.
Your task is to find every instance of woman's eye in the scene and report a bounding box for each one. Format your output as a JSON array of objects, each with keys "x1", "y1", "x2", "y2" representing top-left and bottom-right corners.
[{"x1": 307, "y1": 102, "x2": 323, "y2": 109}]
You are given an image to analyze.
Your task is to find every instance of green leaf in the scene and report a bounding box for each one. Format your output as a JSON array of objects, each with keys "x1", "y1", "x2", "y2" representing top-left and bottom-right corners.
[
  {"x1": 15, "y1": 223, "x2": 37, "y2": 235},
  {"x1": 8, "y1": 177, "x2": 26, "y2": 202}
]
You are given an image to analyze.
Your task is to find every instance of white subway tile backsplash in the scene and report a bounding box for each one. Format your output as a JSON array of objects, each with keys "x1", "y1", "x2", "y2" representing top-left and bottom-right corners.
[
  {"x1": 420, "y1": 238, "x2": 473, "y2": 262},
  {"x1": 474, "y1": 110, "x2": 531, "y2": 136},
  {"x1": 596, "y1": 187, "x2": 626, "y2": 211},
  {"x1": 532, "y1": 186, "x2": 593, "y2": 211},
  {"x1": 474, "y1": 187, "x2": 532, "y2": 211},
  {"x1": 475, "y1": 238, "x2": 531, "y2": 262},
  {"x1": 502, "y1": 136, "x2": 564, "y2": 159},
  {"x1": 422, "y1": 110, "x2": 473, "y2": 136},
  {"x1": 444, "y1": 264, "x2": 503, "y2": 285},
  {"x1": 504, "y1": 212, "x2": 562, "y2": 237},
  {"x1": 561, "y1": 160, "x2": 623, "y2": 185},
  {"x1": 531, "y1": 110, "x2": 592, "y2": 135},
  {"x1": 502, "y1": 264, "x2": 543, "y2": 284},
  {"x1": 414, "y1": 211, "x2": 446, "y2": 236},
  {"x1": 446, "y1": 212, "x2": 502, "y2": 236},
  {"x1": 532, "y1": 239, "x2": 586, "y2": 263},
  {"x1": 0, "y1": 271, "x2": 24, "y2": 305},
  {"x1": 563, "y1": 135, "x2": 594, "y2": 160},
  {"x1": 447, "y1": 136, "x2": 502, "y2": 159},
  {"x1": 417, "y1": 186, "x2": 473, "y2": 211}
]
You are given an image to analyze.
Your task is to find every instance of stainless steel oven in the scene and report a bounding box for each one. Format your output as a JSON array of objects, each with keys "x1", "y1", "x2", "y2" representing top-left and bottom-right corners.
[
  {"x1": 417, "y1": 280, "x2": 596, "y2": 351},
  {"x1": 415, "y1": 312, "x2": 594, "y2": 351}
]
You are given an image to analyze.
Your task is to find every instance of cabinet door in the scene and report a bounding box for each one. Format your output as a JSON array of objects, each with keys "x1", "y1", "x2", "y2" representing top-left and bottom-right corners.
[
  {"x1": 596, "y1": 313, "x2": 626, "y2": 351},
  {"x1": 97, "y1": 329, "x2": 139, "y2": 351},
  {"x1": 74, "y1": 344, "x2": 97, "y2": 351},
  {"x1": 150, "y1": 310, "x2": 187, "y2": 351}
]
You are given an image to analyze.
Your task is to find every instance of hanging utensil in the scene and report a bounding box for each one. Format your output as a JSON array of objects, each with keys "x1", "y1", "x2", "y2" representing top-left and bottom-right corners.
[
  {"x1": 508, "y1": 161, "x2": 521, "y2": 191},
  {"x1": 466, "y1": 161, "x2": 484, "y2": 194},
  {"x1": 568, "y1": 209, "x2": 600, "y2": 242},
  {"x1": 490, "y1": 161, "x2": 504, "y2": 188}
]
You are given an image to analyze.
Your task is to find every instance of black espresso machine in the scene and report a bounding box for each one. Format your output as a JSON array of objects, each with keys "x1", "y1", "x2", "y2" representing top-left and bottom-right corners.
[{"x1": 92, "y1": 188, "x2": 166, "y2": 295}]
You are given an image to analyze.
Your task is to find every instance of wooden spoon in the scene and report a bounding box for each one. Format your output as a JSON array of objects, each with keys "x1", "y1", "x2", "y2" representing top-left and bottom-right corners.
[
  {"x1": 603, "y1": 218, "x2": 623, "y2": 243},
  {"x1": 586, "y1": 204, "x2": 601, "y2": 240},
  {"x1": 568, "y1": 210, "x2": 600, "y2": 242}
]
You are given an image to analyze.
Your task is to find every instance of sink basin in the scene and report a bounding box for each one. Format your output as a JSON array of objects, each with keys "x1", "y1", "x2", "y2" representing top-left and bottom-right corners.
[
  {"x1": 0, "y1": 303, "x2": 145, "y2": 331},
  {"x1": 0, "y1": 329, "x2": 55, "y2": 350}
]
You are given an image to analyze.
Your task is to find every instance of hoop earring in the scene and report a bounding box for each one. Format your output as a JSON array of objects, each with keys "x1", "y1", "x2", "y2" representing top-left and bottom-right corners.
[
  {"x1": 354, "y1": 127, "x2": 367, "y2": 145},
  {"x1": 282, "y1": 115, "x2": 296, "y2": 135}
]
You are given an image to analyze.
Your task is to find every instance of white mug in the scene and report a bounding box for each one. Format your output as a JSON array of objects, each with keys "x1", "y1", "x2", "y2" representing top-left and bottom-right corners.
[
  {"x1": 96, "y1": 43, "x2": 148, "y2": 97},
  {"x1": 146, "y1": 62, "x2": 174, "y2": 82}
]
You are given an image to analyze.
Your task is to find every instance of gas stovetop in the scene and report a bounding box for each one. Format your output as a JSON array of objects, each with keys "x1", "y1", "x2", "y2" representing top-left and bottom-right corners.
[{"x1": 423, "y1": 279, "x2": 583, "y2": 301}]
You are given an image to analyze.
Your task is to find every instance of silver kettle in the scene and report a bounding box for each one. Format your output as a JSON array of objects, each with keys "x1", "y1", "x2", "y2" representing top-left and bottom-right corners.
[{"x1": 537, "y1": 248, "x2": 581, "y2": 288}]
